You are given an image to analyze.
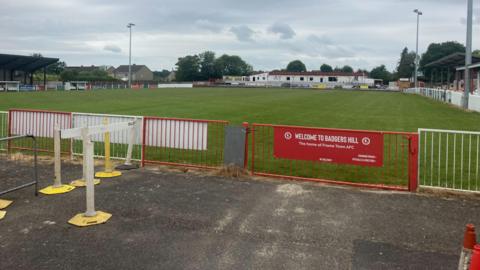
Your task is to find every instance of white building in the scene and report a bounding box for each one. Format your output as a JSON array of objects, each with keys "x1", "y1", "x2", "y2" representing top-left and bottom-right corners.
[{"x1": 246, "y1": 71, "x2": 374, "y2": 88}]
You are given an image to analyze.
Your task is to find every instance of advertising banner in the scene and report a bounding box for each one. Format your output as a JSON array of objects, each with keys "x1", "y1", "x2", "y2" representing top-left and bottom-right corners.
[{"x1": 274, "y1": 126, "x2": 384, "y2": 167}]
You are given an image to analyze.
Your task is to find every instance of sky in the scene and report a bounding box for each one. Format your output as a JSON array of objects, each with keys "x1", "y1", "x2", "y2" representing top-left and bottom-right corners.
[{"x1": 1, "y1": 0, "x2": 479, "y2": 72}]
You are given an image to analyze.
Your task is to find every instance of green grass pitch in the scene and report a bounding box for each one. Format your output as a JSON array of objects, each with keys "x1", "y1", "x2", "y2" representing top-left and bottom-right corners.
[{"x1": 1, "y1": 88, "x2": 480, "y2": 132}]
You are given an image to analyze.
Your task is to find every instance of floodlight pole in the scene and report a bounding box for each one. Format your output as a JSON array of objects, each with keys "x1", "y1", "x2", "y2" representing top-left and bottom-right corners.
[
  {"x1": 463, "y1": 0, "x2": 473, "y2": 109},
  {"x1": 127, "y1": 23, "x2": 135, "y2": 88},
  {"x1": 414, "y1": 9, "x2": 422, "y2": 89}
]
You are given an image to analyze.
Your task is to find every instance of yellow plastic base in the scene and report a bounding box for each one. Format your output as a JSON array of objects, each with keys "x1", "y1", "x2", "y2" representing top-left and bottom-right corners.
[
  {"x1": 0, "y1": 210, "x2": 5, "y2": 220},
  {"x1": 0, "y1": 199, "x2": 13, "y2": 210},
  {"x1": 68, "y1": 211, "x2": 112, "y2": 227},
  {"x1": 70, "y1": 179, "x2": 101, "y2": 187},
  {"x1": 95, "y1": 171, "x2": 122, "y2": 178},
  {"x1": 39, "y1": 184, "x2": 76, "y2": 195}
]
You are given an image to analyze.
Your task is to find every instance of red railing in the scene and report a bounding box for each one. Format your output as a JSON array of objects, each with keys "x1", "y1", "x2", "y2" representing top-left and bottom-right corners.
[
  {"x1": 8, "y1": 109, "x2": 72, "y2": 154},
  {"x1": 141, "y1": 116, "x2": 229, "y2": 169},
  {"x1": 250, "y1": 123, "x2": 418, "y2": 191}
]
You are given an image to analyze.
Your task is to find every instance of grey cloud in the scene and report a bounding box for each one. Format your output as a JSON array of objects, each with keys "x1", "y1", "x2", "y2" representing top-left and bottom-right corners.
[
  {"x1": 0, "y1": 0, "x2": 474, "y2": 71},
  {"x1": 195, "y1": 19, "x2": 223, "y2": 32},
  {"x1": 268, "y1": 22, "x2": 296, "y2": 39},
  {"x1": 460, "y1": 8, "x2": 480, "y2": 25},
  {"x1": 104, "y1": 45, "x2": 122, "y2": 53},
  {"x1": 230, "y1": 25, "x2": 255, "y2": 42},
  {"x1": 290, "y1": 34, "x2": 356, "y2": 59},
  {"x1": 307, "y1": 35, "x2": 334, "y2": 46}
]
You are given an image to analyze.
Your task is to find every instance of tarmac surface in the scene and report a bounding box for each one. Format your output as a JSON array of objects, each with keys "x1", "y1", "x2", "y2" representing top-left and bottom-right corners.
[{"x1": 1, "y1": 165, "x2": 480, "y2": 270}]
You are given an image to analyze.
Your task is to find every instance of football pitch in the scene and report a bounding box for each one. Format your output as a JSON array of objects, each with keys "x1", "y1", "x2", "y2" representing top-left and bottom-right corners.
[{"x1": 1, "y1": 88, "x2": 480, "y2": 132}]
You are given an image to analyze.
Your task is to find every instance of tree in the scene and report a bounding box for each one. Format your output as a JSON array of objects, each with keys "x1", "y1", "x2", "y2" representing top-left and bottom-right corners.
[
  {"x1": 47, "y1": 61, "x2": 66, "y2": 75},
  {"x1": 320, "y1": 64, "x2": 333, "y2": 72},
  {"x1": 214, "y1": 54, "x2": 253, "y2": 76},
  {"x1": 59, "y1": 69, "x2": 113, "y2": 82},
  {"x1": 286, "y1": 60, "x2": 306, "y2": 72},
  {"x1": 474, "y1": 50, "x2": 480, "y2": 58},
  {"x1": 356, "y1": 69, "x2": 369, "y2": 76},
  {"x1": 175, "y1": 55, "x2": 201, "y2": 81},
  {"x1": 396, "y1": 47, "x2": 416, "y2": 79},
  {"x1": 370, "y1": 65, "x2": 392, "y2": 84},
  {"x1": 420, "y1": 41, "x2": 465, "y2": 81},
  {"x1": 153, "y1": 70, "x2": 171, "y2": 81},
  {"x1": 199, "y1": 51, "x2": 220, "y2": 80},
  {"x1": 60, "y1": 70, "x2": 77, "y2": 81},
  {"x1": 32, "y1": 52, "x2": 66, "y2": 75},
  {"x1": 340, "y1": 65, "x2": 353, "y2": 73}
]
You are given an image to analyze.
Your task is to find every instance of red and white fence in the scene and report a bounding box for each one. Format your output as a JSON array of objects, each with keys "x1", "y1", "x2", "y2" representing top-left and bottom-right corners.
[
  {"x1": 2, "y1": 108, "x2": 422, "y2": 192},
  {"x1": 142, "y1": 116, "x2": 229, "y2": 169},
  {"x1": 8, "y1": 109, "x2": 72, "y2": 154},
  {"x1": 250, "y1": 123, "x2": 419, "y2": 191}
]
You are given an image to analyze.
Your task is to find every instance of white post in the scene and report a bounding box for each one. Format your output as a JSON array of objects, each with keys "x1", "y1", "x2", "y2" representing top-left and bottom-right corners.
[
  {"x1": 53, "y1": 123, "x2": 62, "y2": 187},
  {"x1": 83, "y1": 127, "x2": 96, "y2": 217},
  {"x1": 124, "y1": 120, "x2": 137, "y2": 166},
  {"x1": 415, "y1": 11, "x2": 420, "y2": 89},
  {"x1": 463, "y1": 0, "x2": 473, "y2": 108}
]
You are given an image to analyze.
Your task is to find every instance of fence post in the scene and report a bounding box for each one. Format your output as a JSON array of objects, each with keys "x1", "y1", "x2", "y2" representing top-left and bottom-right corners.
[
  {"x1": 250, "y1": 124, "x2": 255, "y2": 174},
  {"x1": 242, "y1": 122, "x2": 249, "y2": 170},
  {"x1": 141, "y1": 117, "x2": 147, "y2": 167},
  {"x1": 408, "y1": 134, "x2": 419, "y2": 192},
  {"x1": 7, "y1": 110, "x2": 11, "y2": 153}
]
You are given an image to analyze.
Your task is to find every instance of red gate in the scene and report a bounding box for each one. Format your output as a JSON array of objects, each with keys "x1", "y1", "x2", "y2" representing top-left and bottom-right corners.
[{"x1": 251, "y1": 123, "x2": 418, "y2": 191}]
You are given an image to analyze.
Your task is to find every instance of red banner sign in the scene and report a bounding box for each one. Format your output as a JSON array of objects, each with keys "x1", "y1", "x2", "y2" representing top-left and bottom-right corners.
[{"x1": 274, "y1": 126, "x2": 384, "y2": 167}]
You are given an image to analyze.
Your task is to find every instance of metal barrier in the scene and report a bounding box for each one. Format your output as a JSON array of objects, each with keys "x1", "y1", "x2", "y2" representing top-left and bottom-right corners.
[
  {"x1": 419, "y1": 128, "x2": 480, "y2": 193},
  {"x1": 405, "y1": 88, "x2": 472, "y2": 111},
  {"x1": 8, "y1": 109, "x2": 72, "y2": 154},
  {"x1": 71, "y1": 112, "x2": 143, "y2": 161},
  {"x1": 0, "y1": 111, "x2": 7, "y2": 148},
  {"x1": 0, "y1": 135, "x2": 38, "y2": 196},
  {"x1": 250, "y1": 123, "x2": 418, "y2": 191},
  {"x1": 142, "y1": 117, "x2": 229, "y2": 169}
]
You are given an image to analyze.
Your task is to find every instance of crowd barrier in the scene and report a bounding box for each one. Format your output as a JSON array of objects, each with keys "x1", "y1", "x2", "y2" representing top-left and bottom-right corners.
[
  {"x1": 6, "y1": 108, "x2": 480, "y2": 194},
  {"x1": 5, "y1": 109, "x2": 229, "y2": 172},
  {"x1": 405, "y1": 88, "x2": 480, "y2": 112}
]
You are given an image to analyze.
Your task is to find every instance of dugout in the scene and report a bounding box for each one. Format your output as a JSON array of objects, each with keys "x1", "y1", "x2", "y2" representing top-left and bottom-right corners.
[{"x1": 0, "y1": 53, "x2": 59, "y2": 88}]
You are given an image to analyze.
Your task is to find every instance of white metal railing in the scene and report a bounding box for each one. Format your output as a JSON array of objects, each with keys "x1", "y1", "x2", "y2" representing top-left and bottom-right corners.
[
  {"x1": 71, "y1": 112, "x2": 143, "y2": 161},
  {"x1": 405, "y1": 87, "x2": 480, "y2": 111},
  {"x1": 419, "y1": 128, "x2": 480, "y2": 193}
]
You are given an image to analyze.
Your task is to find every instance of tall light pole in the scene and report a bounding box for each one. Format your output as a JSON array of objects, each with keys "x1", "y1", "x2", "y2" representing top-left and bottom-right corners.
[
  {"x1": 463, "y1": 0, "x2": 473, "y2": 109},
  {"x1": 413, "y1": 9, "x2": 422, "y2": 89},
  {"x1": 127, "y1": 23, "x2": 135, "y2": 88}
]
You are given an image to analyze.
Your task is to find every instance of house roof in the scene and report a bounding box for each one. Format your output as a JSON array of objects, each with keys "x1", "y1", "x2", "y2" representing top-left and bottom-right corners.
[
  {"x1": 115, "y1": 65, "x2": 150, "y2": 73},
  {"x1": 0, "y1": 53, "x2": 59, "y2": 72},
  {"x1": 267, "y1": 71, "x2": 365, "y2": 77}
]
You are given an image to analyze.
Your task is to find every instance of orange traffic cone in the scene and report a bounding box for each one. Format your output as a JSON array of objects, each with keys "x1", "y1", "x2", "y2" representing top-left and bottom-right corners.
[
  {"x1": 465, "y1": 224, "x2": 478, "y2": 250},
  {"x1": 460, "y1": 224, "x2": 477, "y2": 269},
  {"x1": 469, "y1": 245, "x2": 480, "y2": 270}
]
